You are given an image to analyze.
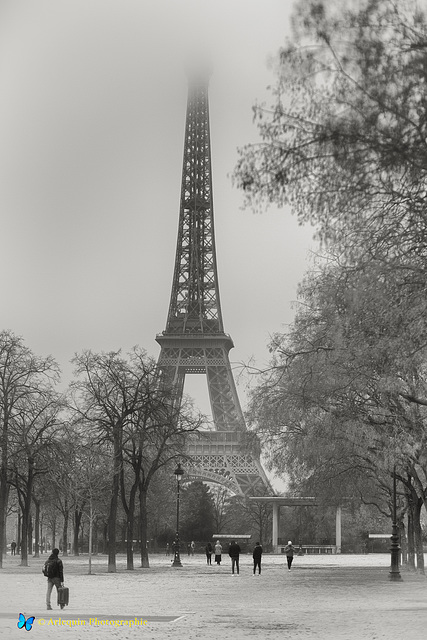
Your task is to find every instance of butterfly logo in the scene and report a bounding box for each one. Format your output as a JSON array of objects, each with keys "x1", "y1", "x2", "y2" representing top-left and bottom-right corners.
[{"x1": 17, "y1": 613, "x2": 35, "y2": 631}]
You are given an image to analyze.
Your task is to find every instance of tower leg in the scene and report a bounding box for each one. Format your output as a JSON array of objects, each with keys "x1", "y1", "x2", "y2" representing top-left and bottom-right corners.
[
  {"x1": 272, "y1": 502, "x2": 280, "y2": 554},
  {"x1": 335, "y1": 505, "x2": 342, "y2": 554}
]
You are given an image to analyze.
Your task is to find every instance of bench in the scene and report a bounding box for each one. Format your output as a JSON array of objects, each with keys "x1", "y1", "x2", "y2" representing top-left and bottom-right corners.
[{"x1": 280, "y1": 545, "x2": 336, "y2": 555}]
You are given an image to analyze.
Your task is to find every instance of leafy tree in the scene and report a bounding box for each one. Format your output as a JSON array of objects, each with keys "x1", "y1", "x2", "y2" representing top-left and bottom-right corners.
[
  {"x1": 234, "y1": 0, "x2": 427, "y2": 571},
  {"x1": 225, "y1": 496, "x2": 272, "y2": 547},
  {"x1": 210, "y1": 485, "x2": 233, "y2": 534},
  {"x1": 234, "y1": 0, "x2": 427, "y2": 268},
  {"x1": 247, "y1": 258, "x2": 427, "y2": 569},
  {"x1": 180, "y1": 481, "x2": 215, "y2": 544},
  {"x1": 146, "y1": 467, "x2": 177, "y2": 549}
]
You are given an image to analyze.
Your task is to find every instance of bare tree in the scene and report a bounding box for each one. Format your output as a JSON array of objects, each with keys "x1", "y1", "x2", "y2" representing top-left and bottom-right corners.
[
  {"x1": 0, "y1": 330, "x2": 60, "y2": 568},
  {"x1": 70, "y1": 347, "x2": 202, "y2": 572}
]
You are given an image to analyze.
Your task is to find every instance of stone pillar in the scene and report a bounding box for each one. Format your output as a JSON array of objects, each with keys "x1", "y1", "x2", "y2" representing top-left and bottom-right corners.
[
  {"x1": 335, "y1": 505, "x2": 342, "y2": 554},
  {"x1": 272, "y1": 502, "x2": 280, "y2": 553}
]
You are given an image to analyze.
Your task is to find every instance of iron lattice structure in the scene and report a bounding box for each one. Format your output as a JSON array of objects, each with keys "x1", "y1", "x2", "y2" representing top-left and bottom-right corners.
[{"x1": 156, "y1": 74, "x2": 271, "y2": 497}]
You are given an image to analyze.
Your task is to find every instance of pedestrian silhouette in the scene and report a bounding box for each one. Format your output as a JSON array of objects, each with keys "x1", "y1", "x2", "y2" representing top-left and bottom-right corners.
[
  {"x1": 284, "y1": 541, "x2": 294, "y2": 571},
  {"x1": 252, "y1": 541, "x2": 262, "y2": 575},
  {"x1": 228, "y1": 540, "x2": 241, "y2": 575}
]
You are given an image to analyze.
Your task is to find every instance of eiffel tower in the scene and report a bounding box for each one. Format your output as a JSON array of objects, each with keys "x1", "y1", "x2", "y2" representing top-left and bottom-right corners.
[{"x1": 156, "y1": 71, "x2": 271, "y2": 497}]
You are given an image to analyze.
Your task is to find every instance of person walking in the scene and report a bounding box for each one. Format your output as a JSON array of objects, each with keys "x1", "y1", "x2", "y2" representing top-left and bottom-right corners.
[
  {"x1": 10, "y1": 540, "x2": 16, "y2": 555},
  {"x1": 252, "y1": 541, "x2": 262, "y2": 575},
  {"x1": 214, "y1": 540, "x2": 222, "y2": 565},
  {"x1": 284, "y1": 540, "x2": 295, "y2": 571},
  {"x1": 43, "y1": 548, "x2": 64, "y2": 610},
  {"x1": 190, "y1": 540, "x2": 195, "y2": 556},
  {"x1": 205, "y1": 542, "x2": 213, "y2": 565},
  {"x1": 228, "y1": 540, "x2": 241, "y2": 575}
]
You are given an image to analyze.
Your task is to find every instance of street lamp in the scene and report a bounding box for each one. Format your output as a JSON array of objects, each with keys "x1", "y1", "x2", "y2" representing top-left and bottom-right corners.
[
  {"x1": 298, "y1": 506, "x2": 304, "y2": 556},
  {"x1": 389, "y1": 466, "x2": 402, "y2": 581},
  {"x1": 172, "y1": 463, "x2": 184, "y2": 567}
]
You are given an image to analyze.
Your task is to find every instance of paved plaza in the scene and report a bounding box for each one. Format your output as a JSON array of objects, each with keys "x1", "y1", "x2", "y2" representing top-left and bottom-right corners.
[{"x1": 1, "y1": 553, "x2": 426, "y2": 639}]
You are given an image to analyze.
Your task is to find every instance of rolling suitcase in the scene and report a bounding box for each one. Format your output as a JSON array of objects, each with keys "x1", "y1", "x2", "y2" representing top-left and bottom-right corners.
[{"x1": 57, "y1": 586, "x2": 69, "y2": 608}]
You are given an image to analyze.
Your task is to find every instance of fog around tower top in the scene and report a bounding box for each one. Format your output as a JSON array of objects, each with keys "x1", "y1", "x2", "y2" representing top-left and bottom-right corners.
[
  {"x1": 0, "y1": 0, "x2": 314, "y2": 427},
  {"x1": 183, "y1": 45, "x2": 214, "y2": 83}
]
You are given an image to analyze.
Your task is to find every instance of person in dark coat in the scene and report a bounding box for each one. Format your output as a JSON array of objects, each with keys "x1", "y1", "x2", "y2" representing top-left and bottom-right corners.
[
  {"x1": 44, "y1": 548, "x2": 64, "y2": 610},
  {"x1": 228, "y1": 540, "x2": 241, "y2": 575},
  {"x1": 252, "y1": 541, "x2": 263, "y2": 575},
  {"x1": 205, "y1": 542, "x2": 213, "y2": 565},
  {"x1": 284, "y1": 540, "x2": 295, "y2": 571},
  {"x1": 10, "y1": 540, "x2": 16, "y2": 555}
]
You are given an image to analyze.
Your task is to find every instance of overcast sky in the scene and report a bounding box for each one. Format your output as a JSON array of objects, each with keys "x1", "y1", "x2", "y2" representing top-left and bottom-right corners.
[{"x1": 0, "y1": 0, "x2": 316, "y2": 419}]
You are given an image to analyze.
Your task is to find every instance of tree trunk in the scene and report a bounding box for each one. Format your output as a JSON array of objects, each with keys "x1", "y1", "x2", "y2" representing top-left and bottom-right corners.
[
  {"x1": 125, "y1": 481, "x2": 138, "y2": 571},
  {"x1": 17, "y1": 511, "x2": 21, "y2": 555},
  {"x1": 88, "y1": 498, "x2": 93, "y2": 575},
  {"x1": 1, "y1": 483, "x2": 10, "y2": 559},
  {"x1": 107, "y1": 423, "x2": 123, "y2": 573},
  {"x1": 73, "y1": 508, "x2": 83, "y2": 556},
  {"x1": 27, "y1": 514, "x2": 33, "y2": 559},
  {"x1": 120, "y1": 468, "x2": 138, "y2": 571},
  {"x1": 51, "y1": 517, "x2": 56, "y2": 550},
  {"x1": 126, "y1": 518, "x2": 134, "y2": 570},
  {"x1": 398, "y1": 519, "x2": 407, "y2": 565},
  {"x1": 80, "y1": 520, "x2": 84, "y2": 553},
  {"x1": 40, "y1": 520, "x2": 44, "y2": 554},
  {"x1": 406, "y1": 504, "x2": 416, "y2": 570},
  {"x1": 93, "y1": 517, "x2": 98, "y2": 555},
  {"x1": 2, "y1": 501, "x2": 6, "y2": 557},
  {"x1": 107, "y1": 470, "x2": 119, "y2": 572},
  {"x1": 0, "y1": 417, "x2": 10, "y2": 568},
  {"x1": 62, "y1": 500, "x2": 69, "y2": 556},
  {"x1": 19, "y1": 457, "x2": 35, "y2": 567},
  {"x1": 103, "y1": 520, "x2": 108, "y2": 555},
  {"x1": 33, "y1": 498, "x2": 40, "y2": 557},
  {"x1": 0, "y1": 486, "x2": 6, "y2": 566},
  {"x1": 413, "y1": 497, "x2": 425, "y2": 574},
  {"x1": 139, "y1": 486, "x2": 149, "y2": 568}
]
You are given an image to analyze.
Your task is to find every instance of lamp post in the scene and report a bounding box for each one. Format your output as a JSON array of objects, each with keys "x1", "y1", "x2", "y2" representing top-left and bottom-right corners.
[
  {"x1": 298, "y1": 507, "x2": 304, "y2": 556},
  {"x1": 172, "y1": 463, "x2": 184, "y2": 567},
  {"x1": 389, "y1": 466, "x2": 402, "y2": 581}
]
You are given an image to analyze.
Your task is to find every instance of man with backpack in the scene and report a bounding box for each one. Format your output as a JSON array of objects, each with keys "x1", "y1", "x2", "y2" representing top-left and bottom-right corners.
[{"x1": 43, "y1": 548, "x2": 64, "y2": 610}]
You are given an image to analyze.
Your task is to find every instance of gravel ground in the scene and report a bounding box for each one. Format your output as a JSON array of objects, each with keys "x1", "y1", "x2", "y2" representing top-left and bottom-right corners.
[{"x1": 1, "y1": 552, "x2": 426, "y2": 639}]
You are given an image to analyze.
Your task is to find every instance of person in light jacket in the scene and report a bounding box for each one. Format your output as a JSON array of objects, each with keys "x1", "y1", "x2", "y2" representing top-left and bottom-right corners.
[{"x1": 214, "y1": 540, "x2": 222, "y2": 565}]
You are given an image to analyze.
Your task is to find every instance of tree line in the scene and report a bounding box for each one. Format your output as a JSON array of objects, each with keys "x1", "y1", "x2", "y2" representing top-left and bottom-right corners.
[
  {"x1": 0, "y1": 330, "x2": 276, "y2": 571},
  {"x1": 0, "y1": 331, "x2": 203, "y2": 571}
]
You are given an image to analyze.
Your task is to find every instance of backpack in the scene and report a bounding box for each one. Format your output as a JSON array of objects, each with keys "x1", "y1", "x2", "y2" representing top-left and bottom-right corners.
[{"x1": 42, "y1": 558, "x2": 57, "y2": 578}]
